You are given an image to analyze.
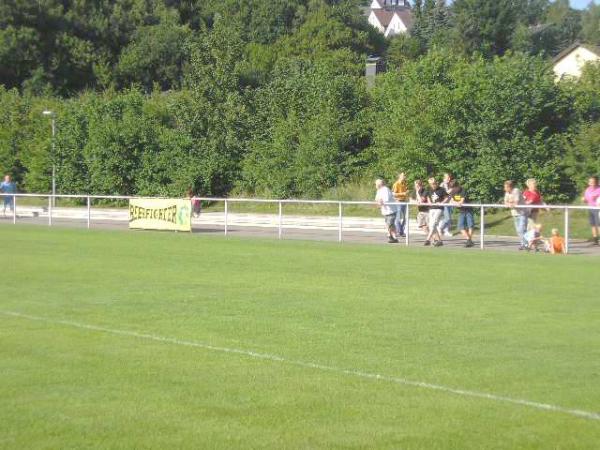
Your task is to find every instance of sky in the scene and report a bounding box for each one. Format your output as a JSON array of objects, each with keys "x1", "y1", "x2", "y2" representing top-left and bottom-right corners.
[{"x1": 570, "y1": 0, "x2": 599, "y2": 9}]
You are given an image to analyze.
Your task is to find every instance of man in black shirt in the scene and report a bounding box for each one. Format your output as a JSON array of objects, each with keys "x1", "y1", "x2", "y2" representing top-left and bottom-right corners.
[
  {"x1": 424, "y1": 177, "x2": 448, "y2": 247},
  {"x1": 449, "y1": 181, "x2": 475, "y2": 247}
]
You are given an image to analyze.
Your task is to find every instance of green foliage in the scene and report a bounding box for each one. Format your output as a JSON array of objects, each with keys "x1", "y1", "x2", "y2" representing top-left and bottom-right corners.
[
  {"x1": 516, "y1": 0, "x2": 550, "y2": 26},
  {"x1": 565, "y1": 121, "x2": 600, "y2": 187},
  {"x1": 275, "y1": 4, "x2": 378, "y2": 76},
  {"x1": 371, "y1": 51, "x2": 575, "y2": 202},
  {"x1": 544, "y1": 0, "x2": 582, "y2": 53},
  {"x1": 410, "y1": 0, "x2": 452, "y2": 51},
  {"x1": 452, "y1": 0, "x2": 519, "y2": 57},
  {"x1": 386, "y1": 34, "x2": 424, "y2": 69},
  {"x1": 116, "y1": 21, "x2": 193, "y2": 92},
  {"x1": 511, "y1": 23, "x2": 558, "y2": 56},
  {"x1": 241, "y1": 60, "x2": 369, "y2": 197},
  {"x1": 0, "y1": 87, "x2": 28, "y2": 183},
  {"x1": 581, "y1": 2, "x2": 600, "y2": 46},
  {"x1": 176, "y1": 17, "x2": 251, "y2": 195},
  {"x1": 567, "y1": 62, "x2": 600, "y2": 123},
  {"x1": 562, "y1": 63, "x2": 600, "y2": 187}
]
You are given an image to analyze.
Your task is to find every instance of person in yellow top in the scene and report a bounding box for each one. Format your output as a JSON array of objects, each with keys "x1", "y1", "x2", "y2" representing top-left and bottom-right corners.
[{"x1": 392, "y1": 172, "x2": 409, "y2": 237}]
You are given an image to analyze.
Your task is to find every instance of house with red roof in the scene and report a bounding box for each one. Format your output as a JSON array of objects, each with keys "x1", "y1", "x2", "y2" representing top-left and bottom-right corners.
[{"x1": 367, "y1": 0, "x2": 412, "y2": 38}]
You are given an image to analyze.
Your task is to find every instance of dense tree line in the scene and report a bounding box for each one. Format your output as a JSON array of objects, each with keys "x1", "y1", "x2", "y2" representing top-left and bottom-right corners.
[{"x1": 0, "y1": 0, "x2": 599, "y2": 202}]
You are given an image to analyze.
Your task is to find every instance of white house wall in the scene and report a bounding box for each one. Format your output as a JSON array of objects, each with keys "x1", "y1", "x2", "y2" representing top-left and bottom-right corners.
[
  {"x1": 384, "y1": 14, "x2": 408, "y2": 37},
  {"x1": 368, "y1": 11, "x2": 385, "y2": 33},
  {"x1": 554, "y1": 47, "x2": 600, "y2": 80}
]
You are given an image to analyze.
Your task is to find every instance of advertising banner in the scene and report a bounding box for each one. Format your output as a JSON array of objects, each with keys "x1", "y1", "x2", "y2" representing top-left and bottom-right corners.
[{"x1": 129, "y1": 198, "x2": 191, "y2": 232}]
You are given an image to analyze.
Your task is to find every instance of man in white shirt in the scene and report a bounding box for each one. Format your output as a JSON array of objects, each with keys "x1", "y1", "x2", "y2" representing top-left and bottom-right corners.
[
  {"x1": 375, "y1": 179, "x2": 398, "y2": 243},
  {"x1": 503, "y1": 180, "x2": 527, "y2": 250}
]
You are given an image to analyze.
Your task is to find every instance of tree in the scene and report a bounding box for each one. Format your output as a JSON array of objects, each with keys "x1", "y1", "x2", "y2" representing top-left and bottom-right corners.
[
  {"x1": 371, "y1": 51, "x2": 575, "y2": 202},
  {"x1": 452, "y1": 0, "x2": 518, "y2": 57},
  {"x1": 562, "y1": 62, "x2": 600, "y2": 187},
  {"x1": 565, "y1": 122, "x2": 600, "y2": 189},
  {"x1": 0, "y1": 86, "x2": 28, "y2": 183},
  {"x1": 241, "y1": 60, "x2": 369, "y2": 197},
  {"x1": 175, "y1": 16, "x2": 251, "y2": 195},
  {"x1": 410, "y1": 0, "x2": 451, "y2": 50},
  {"x1": 545, "y1": 0, "x2": 582, "y2": 53},
  {"x1": 386, "y1": 34, "x2": 423, "y2": 69},
  {"x1": 581, "y1": 2, "x2": 600, "y2": 46},
  {"x1": 275, "y1": 3, "x2": 381, "y2": 76},
  {"x1": 515, "y1": 0, "x2": 550, "y2": 26},
  {"x1": 116, "y1": 21, "x2": 193, "y2": 92}
]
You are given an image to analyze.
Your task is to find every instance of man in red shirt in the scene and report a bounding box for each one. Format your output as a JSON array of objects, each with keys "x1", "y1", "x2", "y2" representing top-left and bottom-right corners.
[{"x1": 523, "y1": 178, "x2": 543, "y2": 229}]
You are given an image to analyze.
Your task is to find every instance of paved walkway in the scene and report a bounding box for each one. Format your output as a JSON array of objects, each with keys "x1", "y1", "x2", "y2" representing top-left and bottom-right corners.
[{"x1": 1, "y1": 206, "x2": 598, "y2": 255}]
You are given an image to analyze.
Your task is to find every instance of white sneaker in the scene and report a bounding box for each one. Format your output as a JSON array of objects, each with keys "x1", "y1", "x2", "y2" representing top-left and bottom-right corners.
[{"x1": 443, "y1": 230, "x2": 453, "y2": 237}]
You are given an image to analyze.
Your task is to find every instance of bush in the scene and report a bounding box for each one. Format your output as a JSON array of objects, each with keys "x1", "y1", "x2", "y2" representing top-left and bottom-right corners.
[
  {"x1": 370, "y1": 51, "x2": 576, "y2": 202},
  {"x1": 240, "y1": 60, "x2": 370, "y2": 198}
]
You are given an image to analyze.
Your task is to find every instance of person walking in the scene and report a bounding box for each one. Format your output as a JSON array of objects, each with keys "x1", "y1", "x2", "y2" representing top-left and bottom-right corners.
[
  {"x1": 503, "y1": 180, "x2": 528, "y2": 250},
  {"x1": 582, "y1": 176, "x2": 600, "y2": 245},
  {"x1": 449, "y1": 180, "x2": 475, "y2": 248},
  {"x1": 392, "y1": 172, "x2": 409, "y2": 237},
  {"x1": 412, "y1": 179, "x2": 429, "y2": 233},
  {"x1": 375, "y1": 179, "x2": 398, "y2": 243},
  {"x1": 188, "y1": 188, "x2": 202, "y2": 218},
  {"x1": 424, "y1": 177, "x2": 448, "y2": 247},
  {"x1": 1, "y1": 174, "x2": 16, "y2": 216},
  {"x1": 439, "y1": 172, "x2": 454, "y2": 237}
]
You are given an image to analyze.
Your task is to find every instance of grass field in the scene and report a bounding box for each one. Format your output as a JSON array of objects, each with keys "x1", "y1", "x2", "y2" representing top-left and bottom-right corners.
[{"x1": 1, "y1": 226, "x2": 599, "y2": 449}]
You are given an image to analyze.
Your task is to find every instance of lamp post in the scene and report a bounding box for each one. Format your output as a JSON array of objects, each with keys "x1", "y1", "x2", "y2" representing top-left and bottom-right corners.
[{"x1": 42, "y1": 110, "x2": 56, "y2": 206}]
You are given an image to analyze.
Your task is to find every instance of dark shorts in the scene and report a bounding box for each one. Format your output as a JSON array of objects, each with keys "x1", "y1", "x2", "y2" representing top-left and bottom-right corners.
[
  {"x1": 589, "y1": 210, "x2": 600, "y2": 226},
  {"x1": 384, "y1": 213, "x2": 396, "y2": 229},
  {"x1": 458, "y1": 210, "x2": 474, "y2": 230}
]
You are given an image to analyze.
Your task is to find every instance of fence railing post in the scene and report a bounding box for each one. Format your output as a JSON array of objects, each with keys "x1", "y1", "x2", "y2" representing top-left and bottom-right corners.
[
  {"x1": 479, "y1": 205, "x2": 485, "y2": 250},
  {"x1": 12, "y1": 195, "x2": 16, "y2": 224},
  {"x1": 224, "y1": 199, "x2": 228, "y2": 236},
  {"x1": 87, "y1": 196, "x2": 91, "y2": 229},
  {"x1": 405, "y1": 203, "x2": 410, "y2": 246},
  {"x1": 564, "y1": 206, "x2": 569, "y2": 254},
  {"x1": 338, "y1": 202, "x2": 343, "y2": 243},
  {"x1": 278, "y1": 201, "x2": 282, "y2": 240},
  {"x1": 48, "y1": 196, "x2": 52, "y2": 226}
]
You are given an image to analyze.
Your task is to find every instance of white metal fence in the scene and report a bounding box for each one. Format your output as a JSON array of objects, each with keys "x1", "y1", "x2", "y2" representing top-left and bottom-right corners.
[{"x1": 2, "y1": 193, "x2": 599, "y2": 254}]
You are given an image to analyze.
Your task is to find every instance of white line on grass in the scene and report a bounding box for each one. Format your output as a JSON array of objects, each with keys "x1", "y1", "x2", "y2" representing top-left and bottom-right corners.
[{"x1": 3, "y1": 310, "x2": 600, "y2": 422}]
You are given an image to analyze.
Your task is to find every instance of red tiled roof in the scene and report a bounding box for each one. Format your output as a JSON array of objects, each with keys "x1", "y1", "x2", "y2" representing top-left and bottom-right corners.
[
  {"x1": 394, "y1": 8, "x2": 413, "y2": 29},
  {"x1": 553, "y1": 42, "x2": 600, "y2": 64},
  {"x1": 373, "y1": 9, "x2": 395, "y2": 27}
]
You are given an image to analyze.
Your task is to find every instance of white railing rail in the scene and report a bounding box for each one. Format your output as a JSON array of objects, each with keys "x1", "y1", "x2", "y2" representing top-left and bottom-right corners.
[{"x1": 3, "y1": 193, "x2": 600, "y2": 254}]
